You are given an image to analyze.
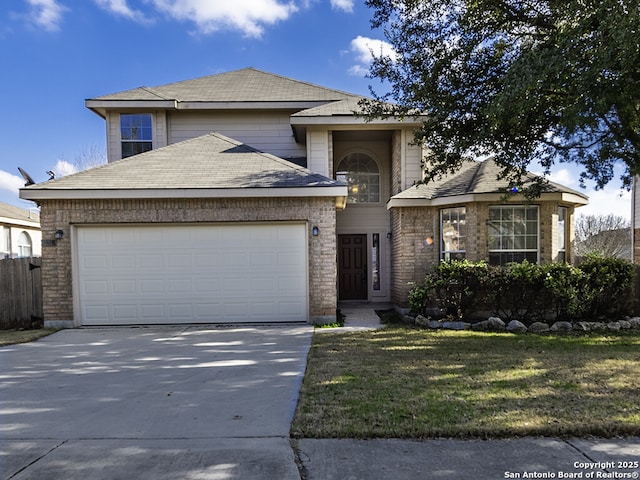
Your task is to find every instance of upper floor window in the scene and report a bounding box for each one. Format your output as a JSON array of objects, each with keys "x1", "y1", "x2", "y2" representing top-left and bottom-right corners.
[
  {"x1": 488, "y1": 205, "x2": 539, "y2": 266},
  {"x1": 441, "y1": 207, "x2": 466, "y2": 261},
  {"x1": 336, "y1": 152, "x2": 380, "y2": 204},
  {"x1": 17, "y1": 231, "x2": 32, "y2": 258},
  {"x1": 120, "y1": 114, "x2": 152, "y2": 158}
]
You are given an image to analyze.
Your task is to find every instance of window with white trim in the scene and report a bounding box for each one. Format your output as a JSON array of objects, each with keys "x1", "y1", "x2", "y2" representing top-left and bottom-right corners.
[
  {"x1": 558, "y1": 207, "x2": 567, "y2": 263},
  {"x1": 336, "y1": 152, "x2": 380, "y2": 204},
  {"x1": 17, "y1": 231, "x2": 32, "y2": 258},
  {"x1": 441, "y1": 207, "x2": 466, "y2": 261},
  {"x1": 1, "y1": 227, "x2": 9, "y2": 258},
  {"x1": 120, "y1": 114, "x2": 152, "y2": 158},
  {"x1": 488, "y1": 205, "x2": 539, "y2": 265}
]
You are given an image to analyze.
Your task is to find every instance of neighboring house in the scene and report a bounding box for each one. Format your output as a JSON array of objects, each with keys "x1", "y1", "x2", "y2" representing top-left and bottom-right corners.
[
  {"x1": 0, "y1": 201, "x2": 41, "y2": 259},
  {"x1": 20, "y1": 68, "x2": 587, "y2": 328}
]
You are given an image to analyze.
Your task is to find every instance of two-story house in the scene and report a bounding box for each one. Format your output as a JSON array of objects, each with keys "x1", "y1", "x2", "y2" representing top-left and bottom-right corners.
[{"x1": 20, "y1": 68, "x2": 587, "y2": 328}]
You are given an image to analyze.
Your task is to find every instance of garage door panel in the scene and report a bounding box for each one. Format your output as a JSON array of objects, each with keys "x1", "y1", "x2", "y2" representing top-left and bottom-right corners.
[{"x1": 77, "y1": 224, "x2": 308, "y2": 325}]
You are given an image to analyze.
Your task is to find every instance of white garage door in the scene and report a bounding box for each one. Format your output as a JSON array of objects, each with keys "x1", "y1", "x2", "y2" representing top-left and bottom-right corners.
[{"x1": 75, "y1": 224, "x2": 308, "y2": 325}]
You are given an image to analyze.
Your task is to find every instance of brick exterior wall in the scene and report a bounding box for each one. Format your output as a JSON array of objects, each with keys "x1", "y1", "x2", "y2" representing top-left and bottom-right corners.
[
  {"x1": 390, "y1": 201, "x2": 577, "y2": 306},
  {"x1": 39, "y1": 197, "x2": 338, "y2": 325},
  {"x1": 634, "y1": 228, "x2": 640, "y2": 265}
]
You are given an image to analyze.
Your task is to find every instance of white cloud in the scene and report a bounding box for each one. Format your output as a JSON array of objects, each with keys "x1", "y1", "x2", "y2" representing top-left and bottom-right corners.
[
  {"x1": 0, "y1": 170, "x2": 27, "y2": 196},
  {"x1": 330, "y1": 0, "x2": 354, "y2": 13},
  {"x1": 348, "y1": 64, "x2": 369, "y2": 77},
  {"x1": 577, "y1": 187, "x2": 631, "y2": 220},
  {"x1": 546, "y1": 167, "x2": 631, "y2": 220},
  {"x1": 25, "y1": 0, "x2": 68, "y2": 32},
  {"x1": 52, "y1": 159, "x2": 78, "y2": 178},
  {"x1": 349, "y1": 35, "x2": 396, "y2": 76},
  {"x1": 94, "y1": 0, "x2": 149, "y2": 22},
  {"x1": 150, "y1": 0, "x2": 298, "y2": 37}
]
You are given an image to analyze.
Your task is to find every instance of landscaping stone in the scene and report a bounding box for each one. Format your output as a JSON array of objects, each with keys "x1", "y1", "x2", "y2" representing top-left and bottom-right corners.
[
  {"x1": 607, "y1": 321, "x2": 621, "y2": 331},
  {"x1": 619, "y1": 320, "x2": 631, "y2": 330},
  {"x1": 442, "y1": 321, "x2": 471, "y2": 331},
  {"x1": 472, "y1": 317, "x2": 505, "y2": 332},
  {"x1": 550, "y1": 321, "x2": 573, "y2": 332},
  {"x1": 628, "y1": 317, "x2": 640, "y2": 330},
  {"x1": 528, "y1": 322, "x2": 550, "y2": 333},
  {"x1": 573, "y1": 322, "x2": 591, "y2": 332},
  {"x1": 588, "y1": 322, "x2": 607, "y2": 331},
  {"x1": 415, "y1": 315, "x2": 444, "y2": 329},
  {"x1": 506, "y1": 320, "x2": 527, "y2": 333}
]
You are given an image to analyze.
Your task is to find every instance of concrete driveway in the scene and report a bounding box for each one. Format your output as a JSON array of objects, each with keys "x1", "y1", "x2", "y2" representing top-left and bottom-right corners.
[{"x1": 0, "y1": 325, "x2": 313, "y2": 480}]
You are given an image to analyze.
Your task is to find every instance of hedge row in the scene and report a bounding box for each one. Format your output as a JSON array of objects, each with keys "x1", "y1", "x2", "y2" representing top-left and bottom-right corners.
[{"x1": 409, "y1": 256, "x2": 636, "y2": 324}]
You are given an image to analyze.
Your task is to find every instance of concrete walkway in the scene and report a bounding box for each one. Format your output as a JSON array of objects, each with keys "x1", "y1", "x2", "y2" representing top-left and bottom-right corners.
[{"x1": 297, "y1": 437, "x2": 640, "y2": 479}]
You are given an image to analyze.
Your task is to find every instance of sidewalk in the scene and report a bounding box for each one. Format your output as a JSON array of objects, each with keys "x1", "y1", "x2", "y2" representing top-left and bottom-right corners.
[{"x1": 296, "y1": 437, "x2": 640, "y2": 480}]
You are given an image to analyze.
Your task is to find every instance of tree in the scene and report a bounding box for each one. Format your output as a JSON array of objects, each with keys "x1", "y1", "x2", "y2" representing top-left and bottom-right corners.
[
  {"x1": 573, "y1": 213, "x2": 631, "y2": 260},
  {"x1": 362, "y1": 0, "x2": 640, "y2": 196},
  {"x1": 51, "y1": 145, "x2": 106, "y2": 178}
]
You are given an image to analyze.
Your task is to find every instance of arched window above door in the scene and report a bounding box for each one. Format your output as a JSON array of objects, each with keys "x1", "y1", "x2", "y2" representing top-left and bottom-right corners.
[{"x1": 336, "y1": 152, "x2": 380, "y2": 204}]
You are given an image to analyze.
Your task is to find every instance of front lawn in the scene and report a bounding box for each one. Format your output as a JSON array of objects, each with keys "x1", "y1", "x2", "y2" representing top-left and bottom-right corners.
[
  {"x1": 0, "y1": 329, "x2": 57, "y2": 347},
  {"x1": 291, "y1": 326, "x2": 640, "y2": 439}
]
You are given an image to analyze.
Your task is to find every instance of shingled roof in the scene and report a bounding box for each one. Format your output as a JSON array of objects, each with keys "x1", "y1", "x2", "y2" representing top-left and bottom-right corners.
[
  {"x1": 88, "y1": 67, "x2": 360, "y2": 104},
  {"x1": 20, "y1": 132, "x2": 347, "y2": 202},
  {"x1": 0, "y1": 201, "x2": 40, "y2": 225},
  {"x1": 387, "y1": 158, "x2": 589, "y2": 207}
]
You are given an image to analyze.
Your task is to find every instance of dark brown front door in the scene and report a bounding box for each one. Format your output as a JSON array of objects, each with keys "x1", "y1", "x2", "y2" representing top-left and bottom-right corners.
[{"x1": 339, "y1": 234, "x2": 368, "y2": 300}]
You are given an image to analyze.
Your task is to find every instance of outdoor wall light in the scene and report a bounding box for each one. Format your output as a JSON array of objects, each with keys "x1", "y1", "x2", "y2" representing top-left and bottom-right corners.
[
  {"x1": 55, "y1": 230, "x2": 64, "y2": 240},
  {"x1": 312, "y1": 226, "x2": 319, "y2": 236}
]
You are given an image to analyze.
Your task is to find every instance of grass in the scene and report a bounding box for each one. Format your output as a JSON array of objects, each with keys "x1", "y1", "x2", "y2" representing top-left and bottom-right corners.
[
  {"x1": 0, "y1": 328, "x2": 58, "y2": 347},
  {"x1": 291, "y1": 326, "x2": 640, "y2": 439}
]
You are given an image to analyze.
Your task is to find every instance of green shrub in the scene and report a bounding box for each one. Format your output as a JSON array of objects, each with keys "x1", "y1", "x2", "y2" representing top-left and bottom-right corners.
[
  {"x1": 492, "y1": 261, "x2": 549, "y2": 323},
  {"x1": 408, "y1": 257, "x2": 635, "y2": 323},
  {"x1": 409, "y1": 260, "x2": 491, "y2": 320},
  {"x1": 541, "y1": 263, "x2": 585, "y2": 320},
  {"x1": 578, "y1": 254, "x2": 636, "y2": 319}
]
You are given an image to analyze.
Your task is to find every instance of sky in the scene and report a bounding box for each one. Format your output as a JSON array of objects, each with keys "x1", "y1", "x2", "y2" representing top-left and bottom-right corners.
[{"x1": 0, "y1": 0, "x2": 632, "y2": 220}]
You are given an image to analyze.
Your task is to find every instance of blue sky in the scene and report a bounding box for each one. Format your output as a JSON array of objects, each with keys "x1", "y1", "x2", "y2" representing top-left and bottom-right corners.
[{"x1": 0, "y1": 0, "x2": 631, "y2": 219}]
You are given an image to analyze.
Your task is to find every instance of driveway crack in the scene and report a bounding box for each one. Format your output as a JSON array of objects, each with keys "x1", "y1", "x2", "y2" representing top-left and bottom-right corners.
[
  {"x1": 7, "y1": 440, "x2": 67, "y2": 479},
  {"x1": 564, "y1": 439, "x2": 612, "y2": 472}
]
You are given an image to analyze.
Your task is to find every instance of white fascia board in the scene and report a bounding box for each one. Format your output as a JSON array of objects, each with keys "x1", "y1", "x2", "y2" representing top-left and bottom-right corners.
[
  {"x1": 560, "y1": 192, "x2": 589, "y2": 205},
  {"x1": 176, "y1": 101, "x2": 330, "y2": 110},
  {"x1": 0, "y1": 216, "x2": 40, "y2": 228},
  {"x1": 291, "y1": 116, "x2": 423, "y2": 126},
  {"x1": 387, "y1": 194, "x2": 477, "y2": 209},
  {"x1": 20, "y1": 186, "x2": 348, "y2": 201},
  {"x1": 387, "y1": 192, "x2": 589, "y2": 209},
  {"x1": 85, "y1": 99, "x2": 178, "y2": 117},
  {"x1": 85, "y1": 100, "x2": 178, "y2": 110}
]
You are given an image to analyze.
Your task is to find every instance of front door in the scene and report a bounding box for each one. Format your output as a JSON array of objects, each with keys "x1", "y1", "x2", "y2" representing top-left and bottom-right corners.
[{"x1": 338, "y1": 234, "x2": 368, "y2": 300}]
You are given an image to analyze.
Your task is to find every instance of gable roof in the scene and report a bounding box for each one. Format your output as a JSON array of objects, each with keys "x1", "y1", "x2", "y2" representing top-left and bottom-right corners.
[
  {"x1": 20, "y1": 132, "x2": 347, "y2": 205},
  {"x1": 387, "y1": 158, "x2": 589, "y2": 208}
]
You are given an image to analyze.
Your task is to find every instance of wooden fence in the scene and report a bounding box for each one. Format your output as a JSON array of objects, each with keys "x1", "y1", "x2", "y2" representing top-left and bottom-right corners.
[{"x1": 0, "y1": 257, "x2": 43, "y2": 330}]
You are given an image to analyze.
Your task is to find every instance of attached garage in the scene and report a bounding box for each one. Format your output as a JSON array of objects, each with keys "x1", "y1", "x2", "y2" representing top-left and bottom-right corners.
[
  {"x1": 74, "y1": 223, "x2": 308, "y2": 325},
  {"x1": 21, "y1": 132, "x2": 346, "y2": 327}
]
